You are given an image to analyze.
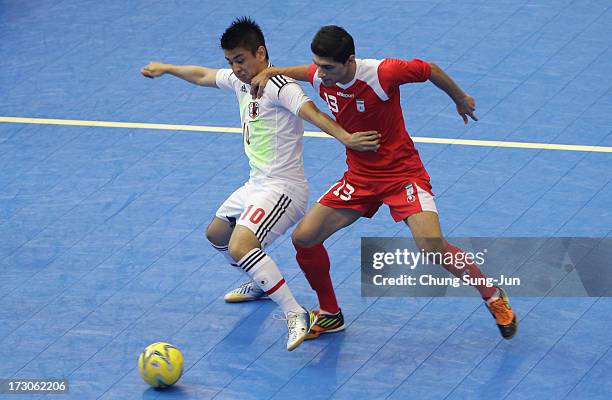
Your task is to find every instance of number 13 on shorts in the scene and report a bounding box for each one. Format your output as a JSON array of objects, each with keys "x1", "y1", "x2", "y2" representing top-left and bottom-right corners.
[{"x1": 332, "y1": 180, "x2": 355, "y2": 201}]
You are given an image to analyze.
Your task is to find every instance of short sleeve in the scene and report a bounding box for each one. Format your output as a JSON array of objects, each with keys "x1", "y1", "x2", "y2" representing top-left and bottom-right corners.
[
  {"x1": 307, "y1": 64, "x2": 317, "y2": 86},
  {"x1": 215, "y1": 68, "x2": 238, "y2": 91},
  {"x1": 378, "y1": 58, "x2": 431, "y2": 94},
  {"x1": 275, "y1": 82, "x2": 311, "y2": 116}
]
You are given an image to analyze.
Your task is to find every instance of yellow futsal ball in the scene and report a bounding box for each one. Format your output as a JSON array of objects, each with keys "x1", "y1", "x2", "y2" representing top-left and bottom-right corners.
[{"x1": 138, "y1": 342, "x2": 184, "y2": 388}]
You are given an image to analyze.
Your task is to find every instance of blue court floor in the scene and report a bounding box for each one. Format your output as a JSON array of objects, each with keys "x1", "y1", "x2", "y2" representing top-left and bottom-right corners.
[{"x1": 1, "y1": 1, "x2": 611, "y2": 399}]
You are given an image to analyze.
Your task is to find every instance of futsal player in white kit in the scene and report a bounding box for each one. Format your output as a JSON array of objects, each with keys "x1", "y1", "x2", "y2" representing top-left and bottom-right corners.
[{"x1": 141, "y1": 17, "x2": 379, "y2": 351}]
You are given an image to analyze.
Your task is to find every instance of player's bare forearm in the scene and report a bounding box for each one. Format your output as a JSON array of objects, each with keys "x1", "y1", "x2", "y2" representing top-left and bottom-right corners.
[
  {"x1": 141, "y1": 62, "x2": 218, "y2": 87},
  {"x1": 251, "y1": 65, "x2": 310, "y2": 98},
  {"x1": 428, "y1": 62, "x2": 478, "y2": 123},
  {"x1": 427, "y1": 62, "x2": 466, "y2": 103},
  {"x1": 166, "y1": 65, "x2": 219, "y2": 87},
  {"x1": 267, "y1": 65, "x2": 310, "y2": 82},
  {"x1": 298, "y1": 102, "x2": 380, "y2": 151},
  {"x1": 298, "y1": 102, "x2": 350, "y2": 144}
]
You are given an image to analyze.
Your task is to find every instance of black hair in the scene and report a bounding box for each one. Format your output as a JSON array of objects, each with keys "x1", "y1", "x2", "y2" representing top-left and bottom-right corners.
[
  {"x1": 310, "y1": 25, "x2": 355, "y2": 63},
  {"x1": 220, "y1": 17, "x2": 268, "y2": 59}
]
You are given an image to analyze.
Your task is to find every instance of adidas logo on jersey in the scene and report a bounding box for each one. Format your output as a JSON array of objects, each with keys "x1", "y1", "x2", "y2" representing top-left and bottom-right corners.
[{"x1": 241, "y1": 85, "x2": 248, "y2": 93}]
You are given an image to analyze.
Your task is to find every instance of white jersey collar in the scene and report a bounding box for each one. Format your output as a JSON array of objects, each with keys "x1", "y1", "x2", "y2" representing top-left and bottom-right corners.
[{"x1": 335, "y1": 59, "x2": 360, "y2": 90}]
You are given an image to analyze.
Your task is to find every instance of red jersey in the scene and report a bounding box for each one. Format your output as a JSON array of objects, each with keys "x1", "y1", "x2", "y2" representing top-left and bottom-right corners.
[{"x1": 308, "y1": 58, "x2": 431, "y2": 185}]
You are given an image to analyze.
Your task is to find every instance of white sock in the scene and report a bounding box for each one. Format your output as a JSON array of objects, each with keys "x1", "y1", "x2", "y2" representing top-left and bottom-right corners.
[{"x1": 237, "y1": 248, "x2": 303, "y2": 316}]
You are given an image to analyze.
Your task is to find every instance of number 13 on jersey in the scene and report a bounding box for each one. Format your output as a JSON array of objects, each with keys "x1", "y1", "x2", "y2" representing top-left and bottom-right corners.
[{"x1": 323, "y1": 93, "x2": 339, "y2": 113}]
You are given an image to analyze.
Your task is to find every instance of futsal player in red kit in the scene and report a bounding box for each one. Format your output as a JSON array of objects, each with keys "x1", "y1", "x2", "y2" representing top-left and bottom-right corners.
[{"x1": 239, "y1": 25, "x2": 518, "y2": 340}]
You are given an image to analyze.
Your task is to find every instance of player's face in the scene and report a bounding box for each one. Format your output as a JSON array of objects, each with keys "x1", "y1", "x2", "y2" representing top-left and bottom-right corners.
[
  {"x1": 313, "y1": 54, "x2": 353, "y2": 86},
  {"x1": 224, "y1": 46, "x2": 267, "y2": 84}
]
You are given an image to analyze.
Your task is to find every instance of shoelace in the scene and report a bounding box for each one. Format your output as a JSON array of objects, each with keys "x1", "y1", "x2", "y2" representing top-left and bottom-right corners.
[
  {"x1": 272, "y1": 304, "x2": 314, "y2": 322},
  {"x1": 272, "y1": 310, "x2": 306, "y2": 322},
  {"x1": 274, "y1": 311, "x2": 307, "y2": 342},
  {"x1": 286, "y1": 313, "x2": 299, "y2": 329},
  {"x1": 272, "y1": 313, "x2": 286, "y2": 321}
]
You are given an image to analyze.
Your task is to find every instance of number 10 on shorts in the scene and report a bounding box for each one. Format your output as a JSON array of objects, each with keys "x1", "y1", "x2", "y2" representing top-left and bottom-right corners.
[
  {"x1": 241, "y1": 205, "x2": 266, "y2": 224},
  {"x1": 332, "y1": 180, "x2": 355, "y2": 201}
]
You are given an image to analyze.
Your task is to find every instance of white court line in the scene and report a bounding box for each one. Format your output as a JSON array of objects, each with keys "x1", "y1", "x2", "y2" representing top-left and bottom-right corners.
[{"x1": 1, "y1": 116, "x2": 611, "y2": 153}]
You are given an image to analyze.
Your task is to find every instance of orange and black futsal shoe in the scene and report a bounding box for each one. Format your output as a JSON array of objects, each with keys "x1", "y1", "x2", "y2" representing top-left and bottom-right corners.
[
  {"x1": 486, "y1": 286, "x2": 518, "y2": 340},
  {"x1": 306, "y1": 309, "x2": 346, "y2": 339}
]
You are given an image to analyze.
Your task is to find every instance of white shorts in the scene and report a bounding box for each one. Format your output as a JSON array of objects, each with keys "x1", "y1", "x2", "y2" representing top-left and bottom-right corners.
[{"x1": 215, "y1": 181, "x2": 308, "y2": 249}]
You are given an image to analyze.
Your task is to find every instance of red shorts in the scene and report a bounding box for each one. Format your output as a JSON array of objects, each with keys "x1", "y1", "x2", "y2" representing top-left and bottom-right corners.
[{"x1": 317, "y1": 172, "x2": 437, "y2": 222}]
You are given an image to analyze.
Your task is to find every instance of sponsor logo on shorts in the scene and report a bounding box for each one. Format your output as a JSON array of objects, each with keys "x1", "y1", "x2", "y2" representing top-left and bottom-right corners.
[{"x1": 405, "y1": 183, "x2": 416, "y2": 203}]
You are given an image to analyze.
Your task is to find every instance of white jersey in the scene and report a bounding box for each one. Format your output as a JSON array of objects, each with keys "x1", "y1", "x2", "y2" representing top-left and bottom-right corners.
[{"x1": 216, "y1": 68, "x2": 310, "y2": 188}]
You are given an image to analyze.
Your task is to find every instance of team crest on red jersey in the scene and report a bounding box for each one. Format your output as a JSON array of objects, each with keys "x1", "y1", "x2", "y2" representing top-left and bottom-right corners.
[
  {"x1": 356, "y1": 99, "x2": 365, "y2": 112},
  {"x1": 248, "y1": 101, "x2": 260, "y2": 119}
]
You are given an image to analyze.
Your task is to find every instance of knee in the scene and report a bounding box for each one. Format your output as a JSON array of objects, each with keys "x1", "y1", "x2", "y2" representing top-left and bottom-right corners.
[
  {"x1": 228, "y1": 235, "x2": 259, "y2": 262},
  {"x1": 291, "y1": 225, "x2": 320, "y2": 249},
  {"x1": 206, "y1": 219, "x2": 234, "y2": 248},
  {"x1": 228, "y1": 245, "x2": 247, "y2": 263},
  {"x1": 204, "y1": 224, "x2": 222, "y2": 246}
]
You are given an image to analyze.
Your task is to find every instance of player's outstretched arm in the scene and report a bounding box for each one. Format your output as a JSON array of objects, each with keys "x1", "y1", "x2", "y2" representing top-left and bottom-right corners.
[
  {"x1": 298, "y1": 101, "x2": 380, "y2": 152},
  {"x1": 141, "y1": 62, "x2": 219, "y2": 87},
  {"x1": 427, "y1": 62, "x2": 478, "y2": 124},
  {"x1": 250, "y1": 65, "x2": 310, "y2": 99}
]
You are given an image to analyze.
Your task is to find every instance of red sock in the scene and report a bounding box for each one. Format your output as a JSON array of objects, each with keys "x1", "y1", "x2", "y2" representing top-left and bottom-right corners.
[
  {"x1": 294, "y1": 243, "x2": 340, "y2": 314},
  {"x1": 441, "y1": 242, "x2": 497, "y2": 299}
]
